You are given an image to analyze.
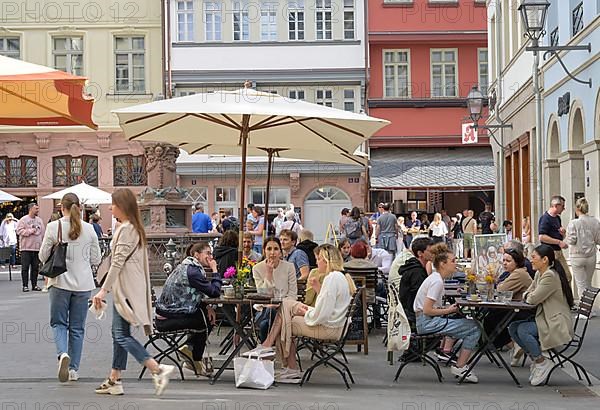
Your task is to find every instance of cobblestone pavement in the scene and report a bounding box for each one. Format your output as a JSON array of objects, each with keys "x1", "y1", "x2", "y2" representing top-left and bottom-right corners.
[{"x1": 0, "y1": 270, "x2": 598, "y2": 410}]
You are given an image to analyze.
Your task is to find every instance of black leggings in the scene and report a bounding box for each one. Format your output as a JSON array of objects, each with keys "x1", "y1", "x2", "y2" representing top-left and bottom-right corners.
[{"x1": 155, "y1": 308, "x2": 212, "y2": 361}]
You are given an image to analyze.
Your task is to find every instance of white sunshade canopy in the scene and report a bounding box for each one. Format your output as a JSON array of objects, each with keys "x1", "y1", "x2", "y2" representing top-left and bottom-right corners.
[
  {"x1": 178, "y1": 143, "x2": 368, "y2": 166},
  {"x1": 0, "y1": 189, "x2": 22, "y2": 202},
  {"x1": 42, "y1": 182, "x2": 112, "y2": 205},
  {"x1": 113, "y1": 88, "x2": 389, "y2": 160}
]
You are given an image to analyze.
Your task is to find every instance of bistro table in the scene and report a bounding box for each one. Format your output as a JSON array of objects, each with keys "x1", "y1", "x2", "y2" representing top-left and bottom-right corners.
[
  {"x1": 204, "y1": 295, "x2": 281, "y2": 384},
  {"x1": 455, "y1": 298, "x2": 536, "y2": 387}
]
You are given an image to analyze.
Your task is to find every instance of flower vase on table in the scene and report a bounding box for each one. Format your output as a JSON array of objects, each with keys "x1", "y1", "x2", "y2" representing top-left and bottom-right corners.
[
  {"x1": 465, "y1": 269, "x2": 477, "y2": 296},
  {"x1": 224, "y1": 257, "x2": 257, "y2": 299},
  {"x1": 484, "y1": 265, "x2": 497, "y2": 301}
]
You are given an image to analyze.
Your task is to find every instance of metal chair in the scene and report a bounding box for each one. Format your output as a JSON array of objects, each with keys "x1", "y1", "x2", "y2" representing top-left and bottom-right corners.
[
  {"x1": 390, "y1": 284, "x2": 446, "y2": 383},
  {"x1": 297, "y1": 289, "x2": 364, "y2": 389},
  {"x1": 545, "y1": 287, "x2": 600, "y2": 386},
  {"x1": 139, "y1": 288, "x2": 210, "y2": 380}
]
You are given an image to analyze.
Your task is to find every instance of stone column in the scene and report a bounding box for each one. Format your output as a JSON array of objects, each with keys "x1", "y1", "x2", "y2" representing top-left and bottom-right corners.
[
  {"x1": 543, "y1": 158, "x2": 561, "y2": 203},
  {"x1": 144, "y1": 142, "x2": 180, "y2": 189},
  {"x1": 140, "y1": 142, "x2": 191, "y2": 234},
  {"x1": 558, "y1": 150, "x2": 585, "y2": 227},
  {"x1": 582, "y1": 140, "x2": 600, "y2": 219}
]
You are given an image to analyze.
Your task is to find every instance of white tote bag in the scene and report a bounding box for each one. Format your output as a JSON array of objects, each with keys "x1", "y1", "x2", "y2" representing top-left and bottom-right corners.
[
  {"x1": 387, "y1": 287, "x2": 411, "y2": 354},
  {"x1": 233, "y1": 357, "x2": 274, "y2": 389}
]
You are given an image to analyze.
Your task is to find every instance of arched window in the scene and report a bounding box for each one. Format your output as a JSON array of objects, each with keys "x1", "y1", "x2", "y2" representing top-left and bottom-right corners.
[{"x1": 306, "y1": 186, "x2": 350, "y2": 201}]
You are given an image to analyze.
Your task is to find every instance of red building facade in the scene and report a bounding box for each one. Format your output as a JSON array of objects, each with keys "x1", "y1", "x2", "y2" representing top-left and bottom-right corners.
[{"x1": 367, "y1": 0, "x2": 494, "y2": 217}]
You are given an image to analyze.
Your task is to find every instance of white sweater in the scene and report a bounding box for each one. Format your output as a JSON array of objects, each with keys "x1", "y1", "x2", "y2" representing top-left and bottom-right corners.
[
  {"x1": 304, "y1": 270, "x2": 351, "y2": 328},
  {"x1": 39, "y1": 217, "x2": 102, "y2": 292},
  {"x1": 567, "y1": 214, "x2": 600, "y2": 258}
]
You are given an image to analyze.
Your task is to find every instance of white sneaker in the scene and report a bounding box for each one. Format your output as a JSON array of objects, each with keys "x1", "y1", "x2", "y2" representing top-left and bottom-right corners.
[
  {"x1": 276, "y1": 368, "x2": 303, "y2": 384},
  {"x1": 530, "y1": 359, "x2": 553, "y2": 386},
  {"x1": 152, "y1": 364, "x2": 175, "y2": 396},
  {"x1": 450, "y1": 365, "x2": 479, "y2": 383},
  {"x1": 95, "y1": 379, "x2": 124, "y2": 395},
  {"x1": 242, "y1": 344, "x2": 275, "y2": 359},
  {"x1": 510, "y1": 346, "x2": 525, "y2": 367},
  {"x1": 68, "y1": 369, "x2": 79, "y2": 381},
  {"x1": 58, "y1": 353, "x2": 70, "y2": 383}
]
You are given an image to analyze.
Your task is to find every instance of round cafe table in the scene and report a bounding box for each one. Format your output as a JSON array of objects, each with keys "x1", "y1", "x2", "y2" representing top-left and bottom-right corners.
[{"x1": 455, "y1": 298, "x2": 536, "y2": 387}]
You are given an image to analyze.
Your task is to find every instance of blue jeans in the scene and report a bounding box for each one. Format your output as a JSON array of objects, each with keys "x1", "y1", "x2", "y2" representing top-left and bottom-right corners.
[
  {"x1": 416, "y1": 315, "x2": 481, "y2": 351},
  {"x1": 49, "y1": 287, "x2": 91, "y2": 371},
  {"x1": 508, "y1": 318, "x2": 541, "y2": 359},
  {"x1": 3, "y1": 244, "x2": 16, "y2": 265},
  {"x1": 111, "y1": 305, "x2": 151, "y2": 370},
  {"x1": 255, "y1": 307, "x2": 278, "y2": 343}
]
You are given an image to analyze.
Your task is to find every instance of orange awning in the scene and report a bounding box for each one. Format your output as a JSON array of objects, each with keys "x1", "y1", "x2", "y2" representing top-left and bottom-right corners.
[{"x1": 0, "y1": 56, "x2": 96, "y2": 129}]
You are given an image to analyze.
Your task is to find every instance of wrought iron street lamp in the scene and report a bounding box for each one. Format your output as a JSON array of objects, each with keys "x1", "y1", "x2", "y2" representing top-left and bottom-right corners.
[
  {"x1": 464, "y1": 85, "x2": 512, "y2": 230},
  {"x1": 518, "y1": 0, "x2": 550, "y2": 45},
  {"x1": 466, "y1": 86, "x2": 485, "y2": 123},
  {"x1": 518, "y1": 0, "x2": 592, "y2": 222}
]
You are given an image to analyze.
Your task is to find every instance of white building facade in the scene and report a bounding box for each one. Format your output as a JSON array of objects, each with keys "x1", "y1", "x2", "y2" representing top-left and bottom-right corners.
[
  {"x1": 487, "y1": 0, "x2": 600, "y2": 297},
  {"x1": 168, "y1": 0, "x2": 368, "y2": 241}
]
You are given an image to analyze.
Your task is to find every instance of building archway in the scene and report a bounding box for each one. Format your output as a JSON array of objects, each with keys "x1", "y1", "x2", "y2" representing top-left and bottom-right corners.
[
  {"x1": 546, "y1": 119, "x2": 561, "y2": 199},
  {"x1": 303, "y1": 186, "x2": 352, "y2": 243},
  {"x1": 569, "y1": 104, "x2": 585, "y2": 150},
  {"x1": 547, "y1": 116, "x2": 561, "y2": 159}
]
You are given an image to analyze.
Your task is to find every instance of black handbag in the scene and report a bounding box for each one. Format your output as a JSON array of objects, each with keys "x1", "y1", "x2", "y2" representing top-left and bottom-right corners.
[{"x1": 40, "y1": 219, "x2": 68, "y2": 278}]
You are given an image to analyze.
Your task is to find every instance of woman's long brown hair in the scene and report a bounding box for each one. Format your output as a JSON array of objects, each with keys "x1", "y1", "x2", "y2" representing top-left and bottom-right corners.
[
  {"x1": 112, "y1": 188, "x2": 147, "y2": 245},
  {"x1": 61, "y1": 193, "x2": 82, "y2": 240}
]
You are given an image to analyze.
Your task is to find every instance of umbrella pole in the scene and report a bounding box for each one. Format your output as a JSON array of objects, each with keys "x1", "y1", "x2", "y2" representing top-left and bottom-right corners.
[
  {"x1": 238, "y1": 115, "x2": 250, "y2": 266},
  {"x1": 263, "y1": 149, "x2": 275, "y2": 241}
]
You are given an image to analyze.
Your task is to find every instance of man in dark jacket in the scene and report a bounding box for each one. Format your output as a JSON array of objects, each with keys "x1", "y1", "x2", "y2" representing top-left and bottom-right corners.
[
  {"x1": 296, "y1": 229, "x2": 318, "y2": 269},
  {"x1": 398, "y1": 237, "x2": 433, "y2": 325},
  {"x1": 155, "y1": 241, "x2": 222, "y2": 376}
]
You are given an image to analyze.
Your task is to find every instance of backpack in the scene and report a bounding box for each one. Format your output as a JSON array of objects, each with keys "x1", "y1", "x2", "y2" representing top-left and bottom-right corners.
[{"x1": 345, "y1": 219, "x2": 363, "y2": 239}]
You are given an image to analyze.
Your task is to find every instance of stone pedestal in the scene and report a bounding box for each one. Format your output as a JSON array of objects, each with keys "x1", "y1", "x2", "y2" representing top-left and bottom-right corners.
[{"x1": 139, "y1": 142, "x2": 192, "y2": 234}]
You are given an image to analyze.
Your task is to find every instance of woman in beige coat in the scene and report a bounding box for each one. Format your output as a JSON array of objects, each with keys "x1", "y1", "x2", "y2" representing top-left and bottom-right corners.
[
  {"x1": 92, "y1": 188, "x2": 174, "y2": 396},
  {"x1": 508, "y1": 244, "x2": 574, "y2": 386}
]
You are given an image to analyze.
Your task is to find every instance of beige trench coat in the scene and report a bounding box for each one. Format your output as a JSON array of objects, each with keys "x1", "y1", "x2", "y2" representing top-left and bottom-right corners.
[
  {"x1": 101, "y1": 222, "x2": 153, "y2": 336},
  {"x1": 525, "y1": 268, "x2": 573, "y2": 351}
]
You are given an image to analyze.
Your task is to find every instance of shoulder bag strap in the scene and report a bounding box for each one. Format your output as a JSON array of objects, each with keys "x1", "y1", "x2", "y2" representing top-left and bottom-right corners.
[
  {"x1": 57, "y1": 219, "x2": 63, "y2": 244},
  {"x1": 124, "y1": 240, "x2": 140, "y2": 263}
]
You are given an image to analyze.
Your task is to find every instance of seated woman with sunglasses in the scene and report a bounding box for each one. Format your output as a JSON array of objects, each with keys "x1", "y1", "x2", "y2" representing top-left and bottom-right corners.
[
  {"x1": 243, "y1": 244, "x2": 355, "y2": 383},
  {"x1": 413, "y1": 243, "x2": 481, "y2": 383},
  {"x1": 508, "y1": 244, "x2": 574, "y2": 386}
]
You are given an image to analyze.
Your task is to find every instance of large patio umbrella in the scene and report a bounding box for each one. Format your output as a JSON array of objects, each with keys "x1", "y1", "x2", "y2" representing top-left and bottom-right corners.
[
  {"x1": 113, "y1": 86, "x2": 389, "y2": 262},
  {"x1": 178, "y1": 143, "x2": 367, "y2": 235},
  {"x1": 0, "y1": 189, "x2": 22, "y2": 202},
  {"x1": 0, "y1": 55, "x2": 96, "y2": 129},
  {"x1": 42, "y1": 182, "x2": 112, "y2": 205}
]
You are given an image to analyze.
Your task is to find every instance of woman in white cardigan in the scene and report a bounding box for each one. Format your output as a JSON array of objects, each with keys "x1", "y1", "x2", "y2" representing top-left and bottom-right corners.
[
  {"x1": 243, "y1": 244, "x2": 354, "y2": 383},
  {"x1": 39, "y1": 193, "x2": 101, "y2": 383},
  {"x1": 566, "y1": 197, "x2": 600, "y2": 305},
  {"x1": 252, "y1": 236, "x2": 297, "y2": 341}
]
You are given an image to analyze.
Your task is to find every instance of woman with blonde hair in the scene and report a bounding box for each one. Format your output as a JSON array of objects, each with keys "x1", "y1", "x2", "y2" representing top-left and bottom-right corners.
[
  {"x1": 40, "y1": 193, "x2": 101, "y2": 383},
  {"x1": 243, "y1": 244, "x2": 356, "y2": 383},
  {"x1": 429, "y1": 212, "x2": 448, "y2": 244},
  {"x1": 414, "y1": 243, "x2": 481, "y2": 383},
  {"x1": 566, "y1": 197, "x2": 600, "y2": 305},
  {"x1": 92, "y1": 188, "x2": 174, "y2": 396}
]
